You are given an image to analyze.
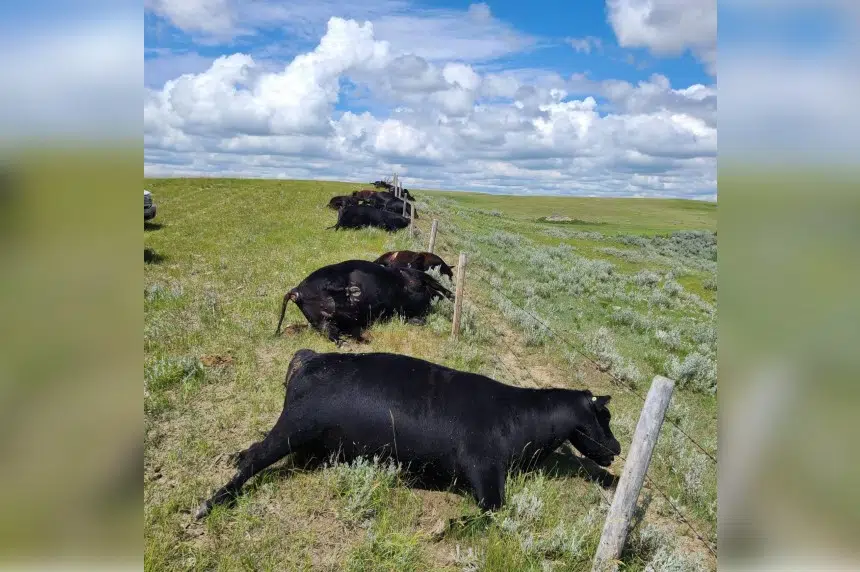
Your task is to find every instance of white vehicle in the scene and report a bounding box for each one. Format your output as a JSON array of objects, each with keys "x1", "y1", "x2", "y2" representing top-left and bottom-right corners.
[{"x1": 144, "y1": 190, "x2": 157, "y2": 221}]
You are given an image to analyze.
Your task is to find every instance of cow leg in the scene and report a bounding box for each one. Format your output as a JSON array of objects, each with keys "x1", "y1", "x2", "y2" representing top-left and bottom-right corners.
[
  {"x1": 195, "y1": 412, "x2": 320, "y2": 519},
  {"x1": 323, "y1": 322, "x2": 344, "y2": 346},
  {"x1": 312, "y1": 318, "x2": 342, "y2": 346},
  {"x1": 407, "y1": 316, "x2": 426, "y2": 326},
  {"x1": 345, "y1": 324, "x2": 368, "y2": 343},
  {"x1": 464, "y1": 462, "x2": 506, "y2": 512}
]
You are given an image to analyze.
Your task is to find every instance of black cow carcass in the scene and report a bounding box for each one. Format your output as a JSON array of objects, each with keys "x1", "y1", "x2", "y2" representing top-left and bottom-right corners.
[
  {"x1": 327, "y1": 195, "x2": 361, "y2": 210},
  {"x1": 353, "y1": 191, "x2": 389, "y2": 209},
  {"x1": 362, "y1": 191, "x2": 418, "y2": 218},
  {"x1": 194, "y1": 349, "x2": 621, "y2": 518},
  {"x1": 351, "y1": 189, "x2": 378, "y2": 200},
  {"x1": 349, "y1": 190, "x2": 420, "y2": 218},
  {"x1": 374, "y1": 250, "x2": 454, "y2": 280},
  {"x1": 275, "y1": 260, "x2": 452, "y2": 344},
  {"x1": 372, "y1": 180, "x2": 415, "y2": 201},
  {"x1": 329, "y1": 205, "x2": 410, "y2": 232},
  {"x1": 382, "y1": 196, "x2": 419, "y2": 219}
]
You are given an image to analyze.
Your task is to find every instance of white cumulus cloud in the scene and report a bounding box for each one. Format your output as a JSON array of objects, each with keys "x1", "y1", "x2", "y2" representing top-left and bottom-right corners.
[
  {"x1": 144, "y1": 16, "x2": 717, "y2": 199},
  {"x1": 145, "y1": 0, "x2": 235, "y2": 37},
  {"x1": 606, "y1": 0, "x2": 716, "y2": 75}
]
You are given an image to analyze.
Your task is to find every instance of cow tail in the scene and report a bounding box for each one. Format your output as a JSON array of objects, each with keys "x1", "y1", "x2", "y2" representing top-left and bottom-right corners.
[{"x1": 275, "y1": 289, "x2": 298, "y2": 336}]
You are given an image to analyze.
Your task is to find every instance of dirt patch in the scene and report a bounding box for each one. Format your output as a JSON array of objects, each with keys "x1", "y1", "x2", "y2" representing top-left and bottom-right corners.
[
  {"x1": 200, "y1": 353, "x2": 234, "y2": 367},
  {"x1": 280, "y1": 323, "x2": 309, "y2": 336},
  {"x1": 414, "y1": 490, "x2": 468, "y2": 569},
  {"x1": 415, "y1": 490, "x2": 463, "y2": 535}
]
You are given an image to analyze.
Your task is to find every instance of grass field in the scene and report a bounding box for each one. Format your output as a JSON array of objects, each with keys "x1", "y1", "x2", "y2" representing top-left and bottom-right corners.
[{"x1": 144, "y1": 179, "x2": 717, "y2": 571}]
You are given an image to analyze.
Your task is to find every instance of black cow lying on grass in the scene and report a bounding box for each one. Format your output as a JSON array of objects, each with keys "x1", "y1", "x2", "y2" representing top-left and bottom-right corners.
[
  {"x1": 194, "y1": 349, "x2": 621, "y2": 519},
  {"x1": 275, "y1": 260, "x2": 452, "y2": 344},
  {"x1": 374, "y1": 250, "x2": 455, "y2": 280},
  {"x1": 350, "y1": 190, "x2": 419, "y2": 219},
  {"x1": 327, "y1": 195, "x2": 361, "y2": 210},
  {"x1": 351, "y1": 189, "x2": 378, "y2": 200},
  {"x1": 352, "y1": 191, "x2": 387, "y2": 209},
  {"x1": 371, "y1": 181, "x2": 415, "y2": 201},
  {"x1": 382, "y1": 196, "x2": 418, "y2": 219},
  {"x1": 329, "y1": 205, "x2": 410, "y2": 232}
]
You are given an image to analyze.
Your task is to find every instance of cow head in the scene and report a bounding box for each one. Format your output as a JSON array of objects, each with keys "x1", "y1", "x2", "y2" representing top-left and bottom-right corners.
[{"x1": 569, "y1": 393, "x2": 621, "y2": 467}]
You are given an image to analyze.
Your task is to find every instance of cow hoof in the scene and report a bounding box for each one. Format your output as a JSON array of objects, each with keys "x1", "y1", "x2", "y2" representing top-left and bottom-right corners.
[
  {"x1": 194, "y1": 501, "x2": 212, "y2": 520},
  {"x1": 227, "y1": 450, "x2": 244, "y2": 467},
  {"x1": 347, "y1": 285, "x2": 361, "y2": 303}
]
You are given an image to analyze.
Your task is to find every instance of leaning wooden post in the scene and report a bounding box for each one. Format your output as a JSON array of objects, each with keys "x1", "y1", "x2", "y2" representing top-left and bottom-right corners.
[
  {"x1": 451, "y1": 253, "x2": 467, "y2": 338},
  {"x1": 427, "y1": 219, "x2": 438, "y2": 253},
  {"x1": 408, "y1": 202, "x2": 415, "y2": 237},
  {"x1": 592, "y1": 376, "x2": 676, "y2": 572}
]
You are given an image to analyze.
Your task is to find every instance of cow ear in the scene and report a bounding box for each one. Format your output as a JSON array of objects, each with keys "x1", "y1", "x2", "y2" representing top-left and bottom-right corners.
[{"x1": 594, "y1": 395, "x2": 611, "y2": 408}]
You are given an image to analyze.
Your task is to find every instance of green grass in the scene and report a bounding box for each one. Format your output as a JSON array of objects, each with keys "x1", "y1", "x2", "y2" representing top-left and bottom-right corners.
[
  {"x1": 145, "y1": 178, "x2": 717, "y2": 571},
  {"x1": 427, "y1": 190, "x2": 716, "y2": 234}
]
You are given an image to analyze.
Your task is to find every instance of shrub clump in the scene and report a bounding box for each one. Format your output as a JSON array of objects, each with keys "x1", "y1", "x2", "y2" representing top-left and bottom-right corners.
[
  {"x1": 585, "y1": 327, "x2": 641, "y2": 386},
  {"x1": 484, "y1": 230, "x2": 528, "y2": 249},
  {"x1": 618, "y1": 234, "x2": 649, "y2": 248},
  {"x1": 494, "y1": 474, "x2": 593, "y2": 562},
  {"x1": 632, "y1": 523, "x2": 708, "y2": 572},
  {"x1": 325, "y1": 456, "x2": 403, "y2": 525},
  {"x1": 492, "y1": 293, "x2": 550, "y2": 347},
  {"x1": 632, "y1": 270, "x2": 660, "y2": 287},
  {"x1": 662, "y1": 280, "x2": 684, "y2": 297},
  {"x1": 654, "y1": 329, "x2": 682, "y2": 351},
  {"x1": 610, "y1": 308, "x2": 655, "y2": 333},
  {"x1": 664, "y1": 351, "x2": 717, "y2": 394},
  {"x1": 599, "y1": 247, "x2": 646, "y2": 263},
  {"x1": 144, "y1": 356, "x2": 204, "y2": 394}
]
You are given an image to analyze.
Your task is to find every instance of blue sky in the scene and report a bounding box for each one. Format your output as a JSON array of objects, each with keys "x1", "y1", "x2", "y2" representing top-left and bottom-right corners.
[{"x1": 144, "y1": 0, "x2": 718, "y2": 199}]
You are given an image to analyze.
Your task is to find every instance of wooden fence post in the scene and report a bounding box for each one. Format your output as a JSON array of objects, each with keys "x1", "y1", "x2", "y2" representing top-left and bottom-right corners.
[
  {"x1": 592, "y1": 376, "x2": 676, "y2": 572},
  {"x1": 428, "y1": 219, "x2": 438, "y2": 253},
  {"x1": 451, "y1": 253, "x2": 467, "y2": 338},
  {"x1": 402, "y1": 198, "x2": 408, "y2": 216},
  {"x1": 408, "y1": 202, "x2": 415, "y2": 236}
]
